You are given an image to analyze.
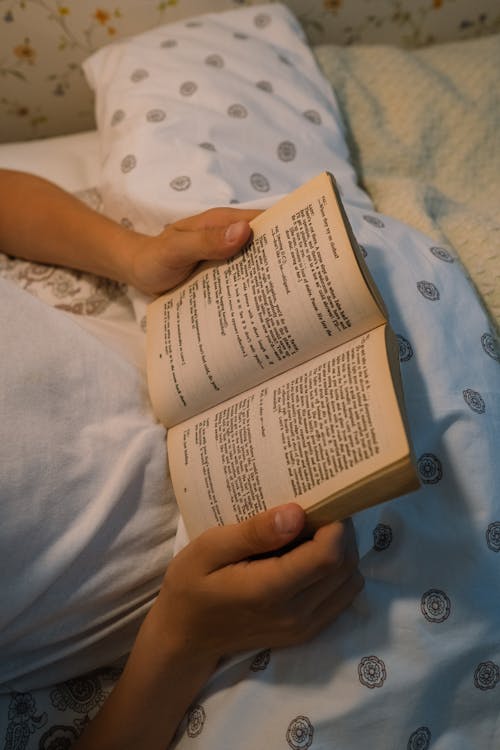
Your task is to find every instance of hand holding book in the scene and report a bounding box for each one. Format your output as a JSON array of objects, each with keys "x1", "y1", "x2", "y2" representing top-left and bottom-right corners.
[{"x1": 74, "y1": 503, "x2": 363, "y2": 750}]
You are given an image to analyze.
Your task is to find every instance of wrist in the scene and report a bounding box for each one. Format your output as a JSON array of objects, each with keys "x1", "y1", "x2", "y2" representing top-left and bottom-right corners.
[
  {"x1": 141, "y1": 601, "x2": 220, "y2": 682},
  {"x1": 102, "y1": 223, "x2": 146, "y2": 289},
  {"x1": 73, "y1": 603, "x2": 220, "y2": 750}
]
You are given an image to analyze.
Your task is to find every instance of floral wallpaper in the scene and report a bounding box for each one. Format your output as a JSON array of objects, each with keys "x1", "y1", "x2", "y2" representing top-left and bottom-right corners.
[{"x1": 1, "y1": 0, "x2": 499, "y2": 143}]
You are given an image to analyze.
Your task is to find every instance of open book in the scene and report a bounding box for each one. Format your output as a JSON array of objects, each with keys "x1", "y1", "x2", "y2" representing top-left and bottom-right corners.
[{"x1": 147, "y1": 172, "x2": 419, "y2": 539}]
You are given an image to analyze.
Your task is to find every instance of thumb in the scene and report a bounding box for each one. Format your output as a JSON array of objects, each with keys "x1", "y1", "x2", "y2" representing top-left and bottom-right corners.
[
  {"x1": 196, "y1": 504, "x2": 306, "y2": 572},
  {"x1": 165, "y1": 220, "x2": 253, "y2": 268}
]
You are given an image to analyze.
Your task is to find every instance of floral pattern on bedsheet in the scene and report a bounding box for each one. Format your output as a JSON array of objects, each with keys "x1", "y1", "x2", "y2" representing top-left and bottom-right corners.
[
  {"x1": 2, "y1": 667, "x2": 121, "y2": 750},
  {"x1": 0, "y1": 186, "x2": 130, "y2": 318},
  {"x1": 0, "y1": 255, "x2": 127, "y2": 316}
]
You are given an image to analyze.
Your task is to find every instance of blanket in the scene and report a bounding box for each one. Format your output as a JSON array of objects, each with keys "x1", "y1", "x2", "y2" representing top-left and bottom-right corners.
[
  {"x1": 314, "y1": 34, "x2": 500, "y2": 329},
  {"x1": 0, "y1": 278, "x2": 177, "y2": 692}
]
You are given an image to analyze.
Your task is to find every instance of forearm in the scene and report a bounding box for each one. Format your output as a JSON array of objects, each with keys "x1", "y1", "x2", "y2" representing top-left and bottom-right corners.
[
  {"x1": 0, "y1": 169, "x2": 136, "y2": 283},
  {"x1": 73, "y1": 604, "x2": 217, "y2": 750},
  {"x1": 0, "y1": 170, "x2": 258, "y2": 294}
]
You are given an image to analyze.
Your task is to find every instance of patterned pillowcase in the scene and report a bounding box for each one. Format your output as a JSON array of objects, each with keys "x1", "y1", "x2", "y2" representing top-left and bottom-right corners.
[{"x1": 82, "y1": 2, "x2": 370, "y2": 235}]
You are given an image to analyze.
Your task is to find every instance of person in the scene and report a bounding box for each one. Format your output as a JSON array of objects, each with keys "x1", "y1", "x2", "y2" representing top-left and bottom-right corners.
[{"x1": 0, "y1": 169, "x2": 364, "y2": 749}]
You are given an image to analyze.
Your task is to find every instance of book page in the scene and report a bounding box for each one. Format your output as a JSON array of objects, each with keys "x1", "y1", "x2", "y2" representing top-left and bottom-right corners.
[
  {"x1": 148, "y1": 172, "x2": 386, "y2": 427},
  {"x1": 168, "y1": 324, "x2": 412, "y2": 539}
]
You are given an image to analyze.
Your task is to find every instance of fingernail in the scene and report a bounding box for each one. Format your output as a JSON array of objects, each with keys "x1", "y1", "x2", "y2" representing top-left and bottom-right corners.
[
  {"x1": 224, "y1": 221, "x2": 246, "y2": 244},
  {"x1": 274, "y1": 505, "x2": 302, "y2": 535}
]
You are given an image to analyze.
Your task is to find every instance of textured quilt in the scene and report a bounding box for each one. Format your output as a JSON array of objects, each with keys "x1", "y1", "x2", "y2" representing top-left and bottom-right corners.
[{"x1": 314, "y1": 33, "x2": 500, "y2": 329}]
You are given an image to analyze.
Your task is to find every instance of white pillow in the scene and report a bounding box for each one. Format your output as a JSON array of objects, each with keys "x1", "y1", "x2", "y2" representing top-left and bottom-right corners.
[
  {"x1": 0, "y1": 278, "x2": 176, "y2": 691},
  {"x1": 83, "y1": 2, "x2": 370, "y2": 234}
]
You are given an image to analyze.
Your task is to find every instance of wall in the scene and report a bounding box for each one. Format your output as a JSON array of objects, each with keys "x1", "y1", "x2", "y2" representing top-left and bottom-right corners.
[{"x1": 1, "y1": 0, "x2": 499, "y2": 142}]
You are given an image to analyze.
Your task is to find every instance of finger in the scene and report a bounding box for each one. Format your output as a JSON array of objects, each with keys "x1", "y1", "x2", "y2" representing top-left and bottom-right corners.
[
  {"x1": 260, "y1": 569, "x2": 365, "y2": 651},
  {"x1": 275, "y1": 518, "x2": 358, "y2": 597},
  {"x1": 161, "y1": 220, "x2": 253, "y2": 270},
  {"x1": 164, "y1": 208, "x2": 262, "y2": 268},
  {"x1": 173, "y1": 207, "x2": 262, "y2": 232},
  {"x1": 191, "y1": 504, "x2": 306, "y2": 573},
  {"x1": 290, "y1": 544, "x2": 361, "y2": 616},
  {"x1": 306, "y1": 569, "x2": 365, "y2": 638}
]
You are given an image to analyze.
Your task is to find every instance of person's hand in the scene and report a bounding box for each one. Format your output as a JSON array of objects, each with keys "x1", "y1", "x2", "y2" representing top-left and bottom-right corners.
[
  {"x1": 149, "y1": 503, "x2": 364, "y2": 671},
  {"x1": 72, "y1": 506, "x2": 363, "y2": 750},
  {"x1": 125, "y1": 207, "x2": 261, "y2": 295}
]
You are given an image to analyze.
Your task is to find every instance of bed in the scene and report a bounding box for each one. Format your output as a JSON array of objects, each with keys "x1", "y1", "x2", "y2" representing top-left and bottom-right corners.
[{"x1": 0, "y1": 3, "x2": 499, "y2": 749}]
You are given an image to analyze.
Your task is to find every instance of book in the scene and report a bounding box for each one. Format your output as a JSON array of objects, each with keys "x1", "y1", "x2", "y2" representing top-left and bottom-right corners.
[{"x1": 146, "y1": 172, "x2": 420, "y2": 539}]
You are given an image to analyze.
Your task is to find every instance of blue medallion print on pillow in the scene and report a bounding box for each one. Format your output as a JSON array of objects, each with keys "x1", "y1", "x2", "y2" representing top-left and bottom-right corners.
[
  {"x1": 250, "y1": 172, "x2": 270, "y2": 192},
  {"x1": 227, "y1": 103, "x2": 248, "y2": 118},
  {"x1": 205, "y1": 53, "x2": 224, "y2": 68},
  {"x1": 486, "y1": 521, "x2": 500, "y2": 552},
  {"x1": 179, "y1": 80, "x2": 197, "y2": 96},
  {"x1": 420, "y1": 589, "x2": 451, "y2": 623},
  {"x1": 429, "y1": 246, "x2": 454, "y2": 263},
  {"x1": 256, "y1": 79, "x2": 273, "y2": 92},
  {"x1": 397, "y1": 334, "x2": 413, "y2": 362},
  {"x1": 303, "y1": 109, "x2": 322, "y2": 124},
  {"x1": 358, "y1": 655, "x2": 387, "y2": 688},
  {"x1": 416, "y1": 280, "x2": 440, "y2": 301},
  {"x1": 254, "y1": 11, "x2": 272, "y2": 28},
  {"x1": 146, "y1": 108, "x2": 166, "y2": 122},
  {"x1": 130, "y1": 68, "x2": 149, "y2": 83},
  {"x1": 187, "y1": 704, "x2": 206, "y2": 738},
  {"x1": 462, "y1": 388, "x2": 486, "y2": 413},
  {"x1": 286, "y1": 715, "x2": 314, "y2": 749},
  {"x1": 481, "y1": 332, "x2": 500, "y2": 360},
  {"x1": 407, "y1": 726, "x2": 432, "y2": 750},
  {"x1": 474, "y1": 661, "x2": 499, "y2": 690},
  {"x1": 277, "y1": 140, "x2": 297, "y2": 161},
  {"x1": 417, "y1": 453, "x2": 443, "y2": 484},
  {"x1": 363, "y1": 214, "x2": 385, "y2": 228},
  {"x1": 250, "y1": 649, "x2": 271, "y2": 672},
  {"x1": 170, "y1": 176, "x2": 191, "y2": 191},
  {"x1": 111, "y1": 108, "x2": 125, "y2": 126},
  {"x1": 120, "y1": 154, "x2": 137, "y2": 173},
  {"x1": 373, "y1": 523, "x2": 393, "y2": 551}
]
